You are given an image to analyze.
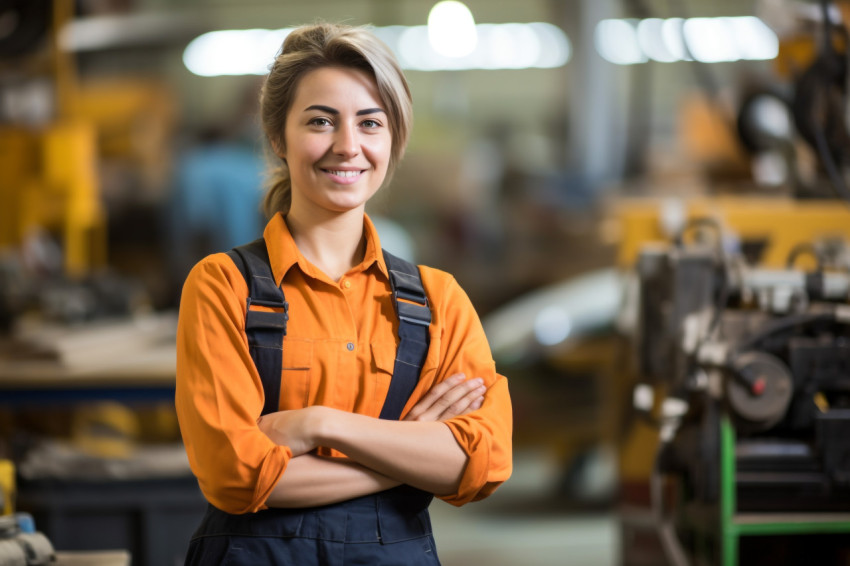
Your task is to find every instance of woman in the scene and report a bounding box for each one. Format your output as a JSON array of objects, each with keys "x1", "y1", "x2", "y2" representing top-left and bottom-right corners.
[{"x1": 175, "y1": 22, "x2": 512, "y2": 565}]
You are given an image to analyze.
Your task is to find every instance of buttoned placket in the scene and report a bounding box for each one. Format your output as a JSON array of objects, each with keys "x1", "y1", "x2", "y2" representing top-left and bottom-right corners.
[{"x1": 339, "y1": 277, "x2": 357, "y2": 354}]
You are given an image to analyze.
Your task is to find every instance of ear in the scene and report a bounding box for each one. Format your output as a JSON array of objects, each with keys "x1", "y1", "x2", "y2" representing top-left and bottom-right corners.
[{"x1": 270, "y1": 137, "x2": 285, "y2": 160}]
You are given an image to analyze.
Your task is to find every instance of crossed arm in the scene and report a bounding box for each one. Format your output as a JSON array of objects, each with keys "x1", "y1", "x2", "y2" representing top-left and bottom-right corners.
[{"x1": 261, "y1": 374, "x2": 486, "y2": 508}]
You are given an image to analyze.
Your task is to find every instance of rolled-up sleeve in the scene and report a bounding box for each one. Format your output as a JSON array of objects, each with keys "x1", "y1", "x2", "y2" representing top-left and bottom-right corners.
[
  {"x1": 175, "y1": 254, "x2": 290, "y2": 514},
  {"x1": 442, "y1": 375, "x2": 512, "y2": 505},
  {"x1": 425, "y1": 273, "x2": 513, "y2": 506}
]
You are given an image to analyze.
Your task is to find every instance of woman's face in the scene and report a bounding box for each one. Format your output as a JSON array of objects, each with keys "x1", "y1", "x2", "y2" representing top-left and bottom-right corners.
[{"x1": 279, "y1": 66, "x2": 392, "y2": 218}]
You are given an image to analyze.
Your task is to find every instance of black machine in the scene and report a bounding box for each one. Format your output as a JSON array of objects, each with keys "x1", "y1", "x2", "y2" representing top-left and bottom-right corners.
[{"x1": 634, "y1": 219, "x2": 850, "y2": 518}]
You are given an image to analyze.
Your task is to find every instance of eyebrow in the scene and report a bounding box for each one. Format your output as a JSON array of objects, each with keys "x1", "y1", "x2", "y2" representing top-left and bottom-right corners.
[{"x1": 304, "y1": 104, "x2": 386, "y2": 116}]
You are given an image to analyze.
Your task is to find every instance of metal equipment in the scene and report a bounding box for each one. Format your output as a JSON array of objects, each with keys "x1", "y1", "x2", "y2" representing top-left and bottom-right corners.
[
  {"x1": 631, "y1": 217, "x2": 850, "y2": 565},
  {"x1": 0, "y1": 515, "x2": 55, "y2": 566},
  {"x1": 0, "y1": 459, "x2": 54, "y2": 566}
]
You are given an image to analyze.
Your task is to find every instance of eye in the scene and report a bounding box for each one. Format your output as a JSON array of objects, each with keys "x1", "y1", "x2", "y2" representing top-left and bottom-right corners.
[
  {"x1": 360, "y1": 119, "x2": 382, "y2": 129},
  {"x1": 308, "y1": 117, "x2": 332, "y2": 127}
]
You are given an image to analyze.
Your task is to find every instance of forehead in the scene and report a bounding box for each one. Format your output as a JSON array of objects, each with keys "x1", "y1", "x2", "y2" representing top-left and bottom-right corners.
[{"x1": 291, "y1": 66, "x2": 384, "y2": 110}]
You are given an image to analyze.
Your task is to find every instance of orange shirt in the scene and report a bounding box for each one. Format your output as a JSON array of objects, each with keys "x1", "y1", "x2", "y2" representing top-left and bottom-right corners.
[{"x1": 175, "y1": 213, "x2": 512, "y2": 514}]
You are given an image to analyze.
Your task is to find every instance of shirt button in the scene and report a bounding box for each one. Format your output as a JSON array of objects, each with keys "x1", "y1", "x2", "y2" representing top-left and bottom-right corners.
[
  {"x1": 346, "y1": 342, "x2": 355, "y2": 351},
  {"x1": 342, "y1": 280, "x2": 351, "y2": 289}
]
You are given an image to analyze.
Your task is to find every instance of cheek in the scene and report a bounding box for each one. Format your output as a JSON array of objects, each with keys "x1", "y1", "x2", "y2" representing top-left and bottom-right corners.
[
  {"x1": 367, "y1": 137, "x2": 393, "y2": 169},
  {"x1": 288, "y1": 143, "x2": 321, "y2": 171},
  {"x1": 307, "y1": 137, "x2": 333, "y2": 160}
]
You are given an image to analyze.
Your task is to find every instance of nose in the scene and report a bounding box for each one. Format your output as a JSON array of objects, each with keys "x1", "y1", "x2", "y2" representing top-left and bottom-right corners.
[{"x1": 332, "y1": 122, "x2": 359, "y2": 158}]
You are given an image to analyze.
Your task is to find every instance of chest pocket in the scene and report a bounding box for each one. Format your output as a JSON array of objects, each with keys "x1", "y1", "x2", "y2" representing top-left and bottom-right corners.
[
  {"x1": 371, "y1": 342, "x2": 398, "y2": 414},
  {"x1": 278, "y1": 338, "x2": 313, "y2": 410}
]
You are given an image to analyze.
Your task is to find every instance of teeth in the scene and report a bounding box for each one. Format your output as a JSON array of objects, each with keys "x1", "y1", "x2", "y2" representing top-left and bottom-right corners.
[{"x1": 327, "y1": 170, "x2": 361, "y2": 178}]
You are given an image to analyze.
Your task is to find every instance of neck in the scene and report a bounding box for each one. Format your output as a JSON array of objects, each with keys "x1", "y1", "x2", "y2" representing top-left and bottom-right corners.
[{"x1": 285, "y1": 206, "x2": 367, "y2": 282}]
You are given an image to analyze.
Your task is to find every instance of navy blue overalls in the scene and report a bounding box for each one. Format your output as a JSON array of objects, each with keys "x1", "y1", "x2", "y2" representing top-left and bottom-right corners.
[{"x1": 184, "y1": 239, "x2": 441, "y2": 566}]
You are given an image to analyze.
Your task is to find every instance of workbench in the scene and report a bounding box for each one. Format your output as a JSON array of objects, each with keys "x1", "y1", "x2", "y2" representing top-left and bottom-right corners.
[
  {"x1": 0, "y1": 312, "x2": 178, "y2": 405},
  {"x1": 0, "y1": 312, "x2": 205, "y2": 566}
]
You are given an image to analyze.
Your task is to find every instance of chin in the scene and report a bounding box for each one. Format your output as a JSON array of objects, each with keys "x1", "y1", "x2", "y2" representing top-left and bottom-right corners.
[
  {"x1": 327, "y1": 190, "x2": 380, "y2": 209},
  {"x1": 324, "y1": 198, "x2": 369, "y2": 213}
]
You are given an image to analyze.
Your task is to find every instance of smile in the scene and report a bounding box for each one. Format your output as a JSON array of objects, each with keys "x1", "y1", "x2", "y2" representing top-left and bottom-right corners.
[{"x1": 324, "y1": 169, "x2": 363, "y2": 178}]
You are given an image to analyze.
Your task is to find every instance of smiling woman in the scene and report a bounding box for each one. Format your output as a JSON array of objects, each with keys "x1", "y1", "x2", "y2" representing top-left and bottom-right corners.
[{"x1": 174, "y1": 22, "x2": 513, "y2": 566}]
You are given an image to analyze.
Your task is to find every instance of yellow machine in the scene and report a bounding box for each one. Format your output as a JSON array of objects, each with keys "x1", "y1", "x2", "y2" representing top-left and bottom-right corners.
[
  {"x1": 0, "y1": 122, "x2": 106, "y2": 277},
  {"x1": 0, "y1": 459, "x2": 13, "y2": 516},
  {"x1": 0, "y1": 0, "x2": 106, "y2": 277},
  {"x1": 614, "y1": 197, "x2": 850, "y2": 270}
]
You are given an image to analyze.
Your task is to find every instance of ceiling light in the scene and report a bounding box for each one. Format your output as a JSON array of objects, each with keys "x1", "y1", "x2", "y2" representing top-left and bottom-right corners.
[{"x1": 427, "y1": 1, "x2": 477, "y2": 58}]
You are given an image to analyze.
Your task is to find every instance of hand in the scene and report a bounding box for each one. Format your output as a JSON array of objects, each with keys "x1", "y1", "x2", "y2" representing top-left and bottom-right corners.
[
  {"x1": 257, "y1": 406, "x2": 330, "y2": 456},
  {"x1": 404, "y1": 373, "x2": 486, "y2": 422}
]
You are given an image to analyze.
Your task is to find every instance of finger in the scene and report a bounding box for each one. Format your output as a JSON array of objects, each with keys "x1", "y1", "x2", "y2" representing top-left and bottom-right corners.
[
  {"x1": 404, "y1": 373, "x2": 465, "y2": 421},
  {"x1": 425, "y1": 378, "x2": 484, "y2": 420},
  {"x1": 448, "y1": 395, "x2": 484, "y2": 421},
  {"x1": 405, "y1": 375, "x2": 473, "y2": 422},
  {"x1": 436, "y1": 385, "x2": 486, "y2": 420}
]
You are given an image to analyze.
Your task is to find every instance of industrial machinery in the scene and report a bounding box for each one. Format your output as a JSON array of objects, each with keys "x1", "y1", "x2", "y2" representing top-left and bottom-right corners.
[
  {"x1": 629, "y1": 216, "x2": 850, "y2": 565},
  {"x1": 0, "y1": 460, "x2": 54, "y2": 566},
  {"x1": 0, "y1": 0, "x2": 107, "y2": 278},
  {"x1": 614, "y1": 3, "x2": 850, "y2": 562}
]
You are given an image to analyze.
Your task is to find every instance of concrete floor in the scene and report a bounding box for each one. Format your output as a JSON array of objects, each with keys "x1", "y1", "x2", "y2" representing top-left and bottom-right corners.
[{"x1": 430, "y1": 448, "x2": 620, "y2": 566}]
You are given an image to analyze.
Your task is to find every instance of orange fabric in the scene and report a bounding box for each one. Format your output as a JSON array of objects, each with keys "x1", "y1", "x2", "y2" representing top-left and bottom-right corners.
[{"x1": 175, "y1": 213, "x2": 512, "y2": 513}]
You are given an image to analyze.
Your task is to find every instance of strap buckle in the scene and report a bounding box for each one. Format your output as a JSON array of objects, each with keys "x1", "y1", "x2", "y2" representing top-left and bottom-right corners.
[
  {"x1": 245, "y1": 297, "x2": 289, "y2": 332},
  {"x1": 393, "y1": 291, "x2": 431, "y2": 327},
  {"x1": 246, "y1": 296, "x2": 289, "y2": 310}
]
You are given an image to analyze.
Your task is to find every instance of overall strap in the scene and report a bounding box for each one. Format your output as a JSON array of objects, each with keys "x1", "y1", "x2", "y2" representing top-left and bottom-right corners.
[
  {"x1": 380, "y1": 250, "x2": 432, "y2": 420},
  {"x1": 226, "y1": 238, "x2": 288, "y2": 416}
]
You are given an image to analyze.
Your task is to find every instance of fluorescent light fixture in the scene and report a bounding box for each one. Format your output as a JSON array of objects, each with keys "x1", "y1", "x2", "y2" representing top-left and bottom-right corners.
[
  {"x1": 594, "y1": 19, "x2": 646, "y2": 65},
  {"x1": 595, "y1": 15, "x2": 778, "y2": 65},
  {"x1": 683, "y1": 17, "x2": 738, "y2": 63},
  {"x1": 183, "y1": 28, "x2": 291, "y2": 76},
  {"x1": 397, "y1": 22, "x2": 569, "y2": 71},
  {"x1": 660, "y1": 18, "x2": 692, "y2": 61},
  {"x1": 530, "y1": 22, "x2": 571, "y2": 68},
  {"x1": 183, "y1": 23, "x2": 570, "y2": 76},
  {"x1": 731, "y1": 16, "x2": 779, "y2": 60},
  {"x1": 637, "y1": 18, "x2": 676, "y2": 63}
]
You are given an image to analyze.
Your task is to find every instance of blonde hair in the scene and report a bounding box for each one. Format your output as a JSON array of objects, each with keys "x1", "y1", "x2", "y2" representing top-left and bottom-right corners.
[{"x1": 259, "y1": 22, "x2": 413, "y2": 218}]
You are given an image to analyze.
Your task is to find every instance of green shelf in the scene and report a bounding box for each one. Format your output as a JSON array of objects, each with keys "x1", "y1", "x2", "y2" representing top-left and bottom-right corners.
[{"x1": 719, "y1": 415, "x2": 850, "y2": 566}]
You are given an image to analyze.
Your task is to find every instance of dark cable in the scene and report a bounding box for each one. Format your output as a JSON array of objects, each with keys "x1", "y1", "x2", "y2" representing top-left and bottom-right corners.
[
  {"x1": 811, "y1": 106, "x2": 850, "y2": 202},
  {"x1": 821, "y1": 0, "x2": 834, "y2": 54},
  {"x1": 733, "y1": 311, "x2": 839, "y2": 355},
  {"x1": 786, "y1": 242, "x2": 825, "y2": 270},
  {"x1": 810, "y1": 0, "x2": 850, "y2": 203}
]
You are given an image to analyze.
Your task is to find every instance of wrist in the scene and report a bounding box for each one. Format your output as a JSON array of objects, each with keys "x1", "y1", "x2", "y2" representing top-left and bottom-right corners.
[{"x1": 312, "y1": 405, "x2": 345, "y2": 448}]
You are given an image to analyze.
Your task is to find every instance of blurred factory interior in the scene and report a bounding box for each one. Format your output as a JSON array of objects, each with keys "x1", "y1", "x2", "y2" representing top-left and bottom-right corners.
[{"x1": 3, "y1": 0, "x2": 850, "y2": 564}]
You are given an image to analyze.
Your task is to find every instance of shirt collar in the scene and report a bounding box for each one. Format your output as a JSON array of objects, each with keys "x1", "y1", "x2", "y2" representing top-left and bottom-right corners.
[
  {"x1": 362, "y1": 214, "x2": 389, "y2": 279},
  {"x1": 263, "y1": 212, "x2": 388, "y2": 286}
]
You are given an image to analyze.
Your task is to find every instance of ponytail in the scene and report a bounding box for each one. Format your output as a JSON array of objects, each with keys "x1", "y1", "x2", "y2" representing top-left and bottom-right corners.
[{"x1": 262, "y1": 160, "x2": 291, "y2": 218}]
